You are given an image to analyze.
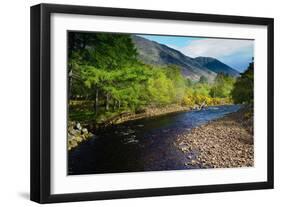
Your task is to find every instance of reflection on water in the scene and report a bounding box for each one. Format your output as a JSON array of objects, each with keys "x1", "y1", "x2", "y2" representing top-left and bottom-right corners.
[{"x1": 68, "y1": 105, "x2": 241, "y2": 175}]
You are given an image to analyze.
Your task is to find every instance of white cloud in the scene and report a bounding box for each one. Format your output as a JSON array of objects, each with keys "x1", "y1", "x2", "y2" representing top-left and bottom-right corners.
[{"x1": 172, "y1": 38, "x2": 253, "y2": 59}]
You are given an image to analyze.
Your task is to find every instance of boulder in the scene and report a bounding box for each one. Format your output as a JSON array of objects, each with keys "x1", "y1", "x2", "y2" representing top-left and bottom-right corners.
[
  {"x1": 75, "y1": 122, "x2": 82, "y2": 130},
  {"x1": 82, "y1": 128, "x2": 88, "y2": 134},
  {"x1": 67, "y1": 121, "x2": 94, "y2": 150}
]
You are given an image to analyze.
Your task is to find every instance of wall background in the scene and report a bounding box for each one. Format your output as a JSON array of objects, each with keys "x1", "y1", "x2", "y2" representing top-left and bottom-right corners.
[{"x1": 0, "y1": 0, "x2": 279, "y2": 206}]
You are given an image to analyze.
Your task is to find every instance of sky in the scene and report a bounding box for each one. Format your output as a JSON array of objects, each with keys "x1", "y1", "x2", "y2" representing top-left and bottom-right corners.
[{"x1": 138, "y1": 34, "x2": 254, "y2": 72}]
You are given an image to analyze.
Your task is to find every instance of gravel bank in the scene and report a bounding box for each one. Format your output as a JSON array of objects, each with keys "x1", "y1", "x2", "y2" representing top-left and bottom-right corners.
[{"x1": 176, "y1": 107, "x2": 254, "y2": 168}]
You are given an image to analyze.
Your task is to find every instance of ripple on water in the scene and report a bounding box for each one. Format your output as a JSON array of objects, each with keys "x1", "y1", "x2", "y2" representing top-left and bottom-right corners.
[{"x1": 68, "y1": 105, "x2": 241, "y2": 175}]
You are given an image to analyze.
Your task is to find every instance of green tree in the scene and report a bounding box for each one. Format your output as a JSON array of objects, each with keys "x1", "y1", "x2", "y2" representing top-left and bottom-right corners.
[
  {"x1": 68, "y1": 31, "x2": 243, "y2": 125},
  {"x1": 210, "y1": 73, "x2": 235, "y2": 98},
  {"x1": 147, "y1": 68, "x2": 174, "y2": 105},
  {"x1": 69, "y1": 32, "x2": 138, "y2": 114},
  {"x1": 199, "y1": 75, "x2": 208, "y2": 84},
  {"x1": 164, "y1": 65, "x2": 186, "y2": 104},
  {"x1": 231, "y1": 61, "x2": 254, "y2": 104}
]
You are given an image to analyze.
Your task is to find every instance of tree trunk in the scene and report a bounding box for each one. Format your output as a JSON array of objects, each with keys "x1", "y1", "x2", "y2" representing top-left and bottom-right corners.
[
  {"x1": 118, "y1": 100, "x2": 121, "y2": 109},
  {"x1": 95, "y1": 88, "x2": 99, "y2": 114},
  {"x1": 68, "y1": 69, "x2": 72, "y2": 99},
  {"x1": 105, "y1": 93, "x2": 110, "y2": 111},
  {"x1": 113, "y1": 99, "x2": 116, "y2": 111}
]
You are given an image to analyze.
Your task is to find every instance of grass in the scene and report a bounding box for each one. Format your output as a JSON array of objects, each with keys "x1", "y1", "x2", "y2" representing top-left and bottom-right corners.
[
  {"x1": 69, "y1": 110, "x2": 96, "y2": 123},
  {"x1": 69, "y1": 107, "x2": 130, "y2": 125}
]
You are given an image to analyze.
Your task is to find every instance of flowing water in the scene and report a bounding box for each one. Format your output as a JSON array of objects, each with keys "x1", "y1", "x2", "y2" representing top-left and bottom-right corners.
[{"x1": 68, "y1": 105, "x2": 241, "y2": 175}]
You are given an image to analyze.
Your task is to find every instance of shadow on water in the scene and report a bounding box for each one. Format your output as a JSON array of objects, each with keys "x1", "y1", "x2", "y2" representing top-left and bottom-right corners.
[{"x1": 68, "y1": 105, "x2": 241, "y2": 175}]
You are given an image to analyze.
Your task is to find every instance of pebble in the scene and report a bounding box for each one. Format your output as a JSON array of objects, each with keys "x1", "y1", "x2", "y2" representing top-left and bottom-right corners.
[{"x1": 176, "y1": 109, "x2": 254, "y2": 168}]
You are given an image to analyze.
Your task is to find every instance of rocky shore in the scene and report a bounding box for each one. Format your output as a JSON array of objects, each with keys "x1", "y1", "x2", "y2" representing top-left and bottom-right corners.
[
  {"x1": 176, "y1": 107, "x2": 254, "y2": 168},
  {"x1": 68, "y1": 104, "x2": 207, "y2": 149},
  {"x1": 68, "y1": 121, "x2": 94, "y2": 150}
]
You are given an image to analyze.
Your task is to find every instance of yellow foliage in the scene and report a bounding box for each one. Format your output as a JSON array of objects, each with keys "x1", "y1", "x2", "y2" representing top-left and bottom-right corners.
[
  {"x1": 182, "y1": 96, "x2": 195, "y2": 106},
  {"x1": 181, "y1": 94, "x2": 233, "y2": 107}
]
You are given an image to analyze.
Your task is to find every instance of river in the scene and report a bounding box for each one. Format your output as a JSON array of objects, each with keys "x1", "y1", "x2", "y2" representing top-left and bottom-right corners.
[{"x1": 68, "y1": 104, "x2": 241, "y2": 175}]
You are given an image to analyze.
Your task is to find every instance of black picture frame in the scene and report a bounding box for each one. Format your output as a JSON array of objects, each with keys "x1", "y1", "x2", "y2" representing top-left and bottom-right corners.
[{"x1": 30, "y1": 3, "x2": 274, "y2": 203}]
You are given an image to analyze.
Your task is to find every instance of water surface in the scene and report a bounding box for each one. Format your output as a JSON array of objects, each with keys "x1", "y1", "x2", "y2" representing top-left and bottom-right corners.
[{"x1": 68, "y1": 105, "x2": 240, "y2": 175}]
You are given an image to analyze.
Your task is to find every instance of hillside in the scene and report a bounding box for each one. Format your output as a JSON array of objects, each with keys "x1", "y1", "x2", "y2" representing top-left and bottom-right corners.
[
  {"x1": 195, "y1": 57, "x2": 240, "y2": 77},
  {"x1": 132, "y1": 35, "x2": 240, "y2": 81}
]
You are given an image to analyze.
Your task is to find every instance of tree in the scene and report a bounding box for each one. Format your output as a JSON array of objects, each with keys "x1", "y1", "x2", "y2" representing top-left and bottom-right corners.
[
  {"x1": 164, "y1": 65, "x2": 186, "y2": 104},
  {"x1": 209, "y1": 73, "x2": 235, "y2": 98},
  {"x1": 68, "y1": 31, "x2": 242, "y2": 125},
  {"x1": 68, "y1": 32, "x2": 100, "y2": 99},
  {"x1": 231, "y1": 60, "x2": 254, "y2": 104},
  {"x1": 68, "y1": 32, "x2": 138, "y2": 113},
  {"x1": 147, "y1": 69, "x2": 174, "y2": 105},
  {"x1": 199, "y1": 75, "x2": 208, "y2": 84}
]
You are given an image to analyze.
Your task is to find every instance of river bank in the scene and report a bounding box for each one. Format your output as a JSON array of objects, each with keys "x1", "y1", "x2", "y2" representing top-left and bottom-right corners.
[
  {"x1": 68, "y1": 121, "x2": 94, "y2": 150},
  {"x1": 68, "y1": 104, "x2": 191, "y2": 150},
  {"x1": 114, "y1": 104, "x2": 191, "y2": 124},
  {"x1": 69, "y1": 105, "x2": 242, "y2": 174},
  {"x1": 68, "y1": 103, "x2": 233, "y2": 151},
  {"x1": 98, "y1": 102, "x2": 224, "y2": 128},
  {"x1": 176, "y1": 106, "x2": 254, "y2": 168}
]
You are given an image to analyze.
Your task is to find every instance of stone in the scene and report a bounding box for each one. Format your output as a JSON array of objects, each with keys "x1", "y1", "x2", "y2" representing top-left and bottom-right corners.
[
  {"x1": 68, "y1": 139, "x2": 78, "y2": 149},
  {"x1": 67, "y1": 121, "x2": 94, "y2": 150},
  {"x1": 75, "y1": 136, "x2": 83, "y2": 143},
  {"x1": 76, "y1": 122, "x2": 82, "y2": 130},
  {"x1": 82, "y1": 128, "x2": 88, "y2": 134},
  {"x1": 191, "y1": 160, "x2": 196, "y2": 165},
  {"x1": 181, "y1": 147, "x2": 189, "y2": 152},
  {"x1": 69, "y1": 129, "x2": 80, "y2": 136},
  {"x1": 175, "y1": 107, "x2": 254, "y2": 168}
]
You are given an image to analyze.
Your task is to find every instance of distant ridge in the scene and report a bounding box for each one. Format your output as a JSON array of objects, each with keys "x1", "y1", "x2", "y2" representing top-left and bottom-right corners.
[
  {"x1": 195, "y1": 57, "x2": 240, "y2": 77},
  {"x1": 132, "y1": 35, "x2": 240, "y2": 81}
]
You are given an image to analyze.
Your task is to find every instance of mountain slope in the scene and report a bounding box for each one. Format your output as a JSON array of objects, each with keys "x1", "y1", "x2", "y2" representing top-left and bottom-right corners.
[
  {"x1": 194, "y1": 57, "x2": 240, "y2": 77},
  {"x1": 132, "y1": 35, "x2": 217, "y2": 82}
]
